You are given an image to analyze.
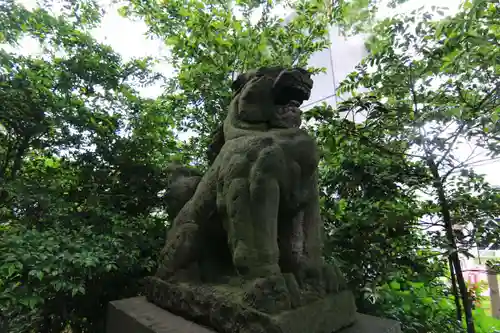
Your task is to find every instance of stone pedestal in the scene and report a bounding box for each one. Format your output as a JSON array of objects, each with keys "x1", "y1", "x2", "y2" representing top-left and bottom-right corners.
[
  {"x1": 143, "y1": 276, "x2": 356, "y2": 333},
  {"x1": 106, "y1": 297, "x2": 401, "y2": 333},
  {"x1": 106, "y1": 296, "x2": 214, "y2": 333},
  {"x1": 341, "y1": 314, "x2": 401, "y2": 333}
]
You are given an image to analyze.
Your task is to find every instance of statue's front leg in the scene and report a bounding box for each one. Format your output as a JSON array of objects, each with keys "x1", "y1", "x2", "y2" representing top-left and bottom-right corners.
[
  {"x1": 297, "y1": 172, "x2": 347, "y2": 293},
  {"x1": 225, "y1": 176, "x2": 281, "y2": 278},
  {"x1": 224, "y1": 147, "x2": 282, "y2": 278},
  {"x1": 301, "y1": 173, "x2": 323, "y2": 266}
]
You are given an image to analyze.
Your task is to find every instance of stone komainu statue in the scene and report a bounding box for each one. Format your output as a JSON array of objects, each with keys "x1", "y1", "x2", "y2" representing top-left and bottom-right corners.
[{"x1": 146, "y1": 67, "x2": 357, "y2": 333}]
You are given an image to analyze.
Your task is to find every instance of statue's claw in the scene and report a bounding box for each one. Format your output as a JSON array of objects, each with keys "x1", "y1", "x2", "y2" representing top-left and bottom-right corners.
[{"x1": 293, "y1": 259, "x2": 346, "y2": 294}]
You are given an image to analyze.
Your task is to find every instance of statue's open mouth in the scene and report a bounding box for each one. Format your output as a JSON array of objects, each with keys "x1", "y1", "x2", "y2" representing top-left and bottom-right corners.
[{"x1": 272, "y1": 69, "x2": 313, "y2": 111}]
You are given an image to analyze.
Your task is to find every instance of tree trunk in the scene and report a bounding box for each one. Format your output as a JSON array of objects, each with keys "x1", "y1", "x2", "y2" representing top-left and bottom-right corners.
[
  {"x1": 487, "y1": 267, "x2": 500, "y2": 319},
  {"x1": 427, "y1": 158, "x2": 475, "y2": 333},
  {"x1": 449, "y1": 257, "x2": 463, "y2": 322},
  {"x1": 451, "y1": 254, "x2": 475, "y2": 333}
]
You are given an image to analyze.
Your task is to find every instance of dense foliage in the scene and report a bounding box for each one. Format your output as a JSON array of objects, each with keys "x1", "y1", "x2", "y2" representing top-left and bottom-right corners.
[
  {"x1": 334, "y1": 1, "x2": 500, "y2": 331},
  {"x1": 0, "y1": 2, "x2": 177, "y2": 332},
  {"x1": 0, "y1": 0, "x2": 499, "y2": 333}
]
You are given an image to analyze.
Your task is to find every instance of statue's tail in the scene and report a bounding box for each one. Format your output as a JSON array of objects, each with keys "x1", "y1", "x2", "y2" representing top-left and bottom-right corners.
[
  {"x1": 164, "y1": 123, "x2": 225, "y2": 219},
  {"x1": 163, "y1": 163, "x2": 202, "y2": 219}
]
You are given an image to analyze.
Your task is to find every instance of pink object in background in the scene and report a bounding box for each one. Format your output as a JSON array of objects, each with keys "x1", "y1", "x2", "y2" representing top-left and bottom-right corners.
[{"x1": 464, "y1": 263, "x2": 490, "y2": 297}]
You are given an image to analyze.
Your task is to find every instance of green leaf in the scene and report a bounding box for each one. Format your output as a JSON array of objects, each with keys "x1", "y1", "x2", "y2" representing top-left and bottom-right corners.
[
  {"x1": 421, "y1": 297, "x2": 433, "y2": 305},
  {"x1": 389, "y1": 281, "x2": 401, "y2": 290},
  {"x1": 117, "y1": 6, "x2": 129, "y2": 17},
  {"x1": 20, "y1": 296, "x2": 43, "y2": 310},
  {"x1": 178, "y1": 7, "x2": 189, "y2": 17}
]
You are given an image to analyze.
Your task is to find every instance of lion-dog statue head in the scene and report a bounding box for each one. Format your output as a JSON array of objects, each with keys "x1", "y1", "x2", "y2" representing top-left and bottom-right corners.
[
  {"x1": 206, "y1": 67, "x2": 313, "y2": 164},
  {"x1": 223, "y1": 66, "x2": 313, "y2": 140}
]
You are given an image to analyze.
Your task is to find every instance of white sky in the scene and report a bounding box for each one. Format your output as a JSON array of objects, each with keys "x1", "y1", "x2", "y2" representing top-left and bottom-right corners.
[{"x1": 7, "y1": 0, "x2": 500, "y2": 186}]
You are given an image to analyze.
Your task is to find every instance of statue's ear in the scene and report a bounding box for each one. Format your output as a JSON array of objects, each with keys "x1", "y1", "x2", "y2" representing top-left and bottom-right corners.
[
  {"x1": 235, "y1": 75, "x2": 275, "y2": 125},
  {"x1": 231, "y1": 73, "x2": 248, "y2": 95}
]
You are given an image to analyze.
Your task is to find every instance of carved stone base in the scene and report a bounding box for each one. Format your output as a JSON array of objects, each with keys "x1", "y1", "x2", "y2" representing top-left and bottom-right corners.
[
  {"x1": 143, "y1": 276, "x2": 357, "y2": 333},
  {"x1": 106, "y1": 296, "x2": 401, "y2": 333}
]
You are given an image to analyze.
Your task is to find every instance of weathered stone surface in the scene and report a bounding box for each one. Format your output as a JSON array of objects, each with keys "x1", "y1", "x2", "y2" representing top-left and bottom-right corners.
[
  {"x1": 342, "y1": 314, "x2": 401, "y2": 333},
  {"x1": 106, "y1": 296, "x2": 215, "y2": 333},
  {"x1": 107, "y1": 297, "x2": 399, "y2": 333},
  {"x1": 144, "y1": 276, "x2": 357, "y2": 333}
]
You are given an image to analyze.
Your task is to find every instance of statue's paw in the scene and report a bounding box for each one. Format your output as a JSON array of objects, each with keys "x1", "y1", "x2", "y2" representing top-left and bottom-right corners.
[
  {"x1": 242, "y1": 274, "x2": 292, "y2": 313},
  {"x1": 321, "y1": 264, "x2": 339, "y2": 293},
  {"x1": 293, "y1": 260, "x2": 321, "y2": 289},
  {"x1": 233, "y1": 242, "x2": 280, "y2": 278},
  {"x1": 293, "y1": 260, "x2": 346, "y2": 294},
  {"x1": 156, "y1": 222, "x2": 200, "y2": 281},
  {"x1": 320, "y1": 262, "x2": 347, "y2": 293},
  {"x1": 155, "y1": 258, "x2": 175, "y2": 281}
]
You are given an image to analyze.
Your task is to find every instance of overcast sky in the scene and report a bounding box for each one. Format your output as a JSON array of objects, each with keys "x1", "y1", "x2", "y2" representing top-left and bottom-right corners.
[{"x1": 9, "y1": 0, "x2": 500, "y2": 185}]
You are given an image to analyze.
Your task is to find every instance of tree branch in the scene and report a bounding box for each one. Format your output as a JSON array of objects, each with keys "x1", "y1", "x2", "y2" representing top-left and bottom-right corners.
[
  {"x1": 442, "y1": 156, "x2": 500, "y2": 182},
  {"x1": 436, "y1": 123, "x2": 466, "y2": 168}
]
